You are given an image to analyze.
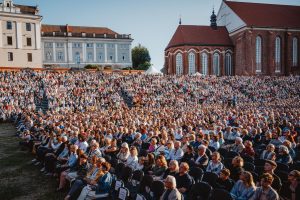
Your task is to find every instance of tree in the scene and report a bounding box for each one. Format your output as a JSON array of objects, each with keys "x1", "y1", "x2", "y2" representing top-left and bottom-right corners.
[{"x1": 132, "y1": 44, "x2": 151, "y2": 70}]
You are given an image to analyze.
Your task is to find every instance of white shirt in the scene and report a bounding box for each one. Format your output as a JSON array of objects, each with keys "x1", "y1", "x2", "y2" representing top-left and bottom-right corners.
[
  {"x1": 169, "y1": 148, "x2": 184, "y2": 161},
  {"x1": 126, "y1": 155, "x2": 138, "y2": 169}
]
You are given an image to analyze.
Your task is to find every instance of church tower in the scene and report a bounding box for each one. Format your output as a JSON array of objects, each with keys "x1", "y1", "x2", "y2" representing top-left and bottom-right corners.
[{"x1": 210, "y1": 8, "x2": 217, "y2": 29}]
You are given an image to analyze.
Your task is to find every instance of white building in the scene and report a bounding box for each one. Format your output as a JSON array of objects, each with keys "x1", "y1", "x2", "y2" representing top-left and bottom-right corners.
[
  {"x1": 41, "y1": 24, "x2": 133, "y2": 69},
  {"x1": 0, "y1": 0, "x2": 133, "y2": 69},
  {"x1": 0, "y1": 0, "x2": 42, "y2": 68}
]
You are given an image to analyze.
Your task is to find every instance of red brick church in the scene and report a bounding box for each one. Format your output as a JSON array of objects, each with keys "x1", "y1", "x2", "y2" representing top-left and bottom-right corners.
[{"x1": 164, "y1": 1, "x2": 300, "y2": 76}]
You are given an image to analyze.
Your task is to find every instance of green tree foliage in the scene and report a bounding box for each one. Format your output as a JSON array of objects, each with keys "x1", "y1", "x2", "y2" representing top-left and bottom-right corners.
[{"x1": 132, "y1": 45, "x2": 151, "y2": 70}]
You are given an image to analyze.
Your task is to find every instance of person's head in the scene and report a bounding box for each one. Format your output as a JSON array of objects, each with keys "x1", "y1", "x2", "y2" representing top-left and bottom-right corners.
[
  {"x1": 211, "y1": 152, "x2": 221, "y2": 162},
  {"x1": 260, "y1": 173, "x2": 274, "y2": 188},
  {"x1": 186, "y1": 145, "x2": 194, "y2": 153},
  {"x1": 174, "y1": 141, "x2": 181, "y2": 149},
  {"x1": 278, "y1": 145, "x2": 289, "y2": 155},
  {"x1": 288, "y1": 170, "x2": 300, "y2": 184},
  {"x1": 232, "y1": 156, "x2": 244, "y2": 167},
  {"x1": 240, "y1": 171, "x2": 255, "y2": 187},
  {"x1": 169, "y1": 160, "x2": 179, "y2": 172},
  {"x1": 121, "y1": 142, "x2": 129, "y2": 153},
  {"x1": 198, "y1": 145, "x2": 206, "y2": 155},
  {"x1": 151, "y1": 138, "x2": 157, "y2": 145},
  {"x1": 79, "y1": 154, "x2": 88, "y2": 164},
  {"x1": 244, "y1": 140, "x2": 253, "y2": 148},
  {"x1": 264, "y1": 160, "x2": 277, "y2": 173},
  {"x1": 156, "y1": 155, "x2": 167, "y2": 168},
  {"x1": 266, "y1": 144, "x2": 275, "y2": 152},
  {"x1": 101, "y1": 162, "x2": 111, "y2": 173},
  {"x1": 130, "y1": 146, "x2": 138, "y2": 156},
  {"x1": 235, "y1": 137, "x2": 243, "y2": 145},
  {"x1": 147, "y1": 153, "x2": 155, "y2": 165},
  {"x1": 220, "y1": 168, "x2": 230, "y2": 180},
  {"x1": 164, "y1": 175, "x2": 176, "y2": 189},
  {"x1": 179, "y1": 162, "x2": 189, "y2": 175}
]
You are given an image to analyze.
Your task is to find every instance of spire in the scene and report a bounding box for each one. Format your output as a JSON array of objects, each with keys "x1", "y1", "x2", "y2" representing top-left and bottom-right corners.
[
  {"x1": 179, "y1": 14, "x2": 182, "y2": 25},
  {"x1": 210, "y1": 8, "x2": 217, "y2": 29}
]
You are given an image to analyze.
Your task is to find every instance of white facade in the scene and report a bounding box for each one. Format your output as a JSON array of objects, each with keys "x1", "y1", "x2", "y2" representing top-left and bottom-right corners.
[
  {"x1": 0, "y1": 0, "x2": 42, "y2": 68},
  {"x1": 42, "y1": 36, "x2": 133, "y2": 69},
  {"x1": 216, "y1": 1, "x2": 246, "y2": 35}
]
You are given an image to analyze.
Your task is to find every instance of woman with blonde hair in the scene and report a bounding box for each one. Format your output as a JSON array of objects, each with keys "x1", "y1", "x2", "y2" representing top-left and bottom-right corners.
[{"x1": 230, "y1": 171, "x2": 256, "y2": 200}]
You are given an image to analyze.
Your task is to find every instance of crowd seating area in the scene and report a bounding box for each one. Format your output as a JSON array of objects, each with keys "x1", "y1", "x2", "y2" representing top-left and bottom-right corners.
[{"x1": 1, "y1": 71, "x2": 300, "y2": 200}]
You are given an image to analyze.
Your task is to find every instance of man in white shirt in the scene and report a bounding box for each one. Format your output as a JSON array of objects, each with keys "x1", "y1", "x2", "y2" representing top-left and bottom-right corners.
[{"x1": 169, "y1": 141, "x2": 184, "y2": 161}]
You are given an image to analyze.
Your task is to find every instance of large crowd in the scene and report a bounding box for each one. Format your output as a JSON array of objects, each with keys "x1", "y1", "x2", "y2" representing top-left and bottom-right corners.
[{"x1": 1, "y1": 70, "x2": 300, "y2": 200}]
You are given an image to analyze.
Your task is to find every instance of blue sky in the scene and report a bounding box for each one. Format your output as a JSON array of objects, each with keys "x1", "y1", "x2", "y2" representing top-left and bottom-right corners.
[{"x1": 14, "y1": 0, "x2": 300, "y2": 69}]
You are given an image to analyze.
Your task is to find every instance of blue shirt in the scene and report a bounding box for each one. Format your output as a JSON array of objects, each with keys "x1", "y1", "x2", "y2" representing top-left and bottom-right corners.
[{"x1": 67, "y1": 153, "x2": 78, "y2": 167}]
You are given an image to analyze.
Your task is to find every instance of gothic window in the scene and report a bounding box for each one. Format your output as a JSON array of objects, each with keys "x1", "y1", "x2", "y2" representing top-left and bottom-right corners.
[
  {"x1": 275, "y1": 37, "x2": 281, "y2": 72},
  {"x1": 225, "y1": 53, "x2": 232, "y2": 76},
  {"x1": 213, "y1": 52, "x2": 220, "y2": 76},
  {"x1": 256, "y1": 36, "x2": 262, "y2": 72},
  {"x1": 176, "y1": 53, "x2": 183, "y2": 75},
  {"x1": 293, "y1": 37, "x2": 298, "y2": 66},
  {"x1": 201, "y1": 53, "x2": 208, "y2": 75},
  {"x1": 188, "y1": 52, "x2": 196, "y2": 75}
]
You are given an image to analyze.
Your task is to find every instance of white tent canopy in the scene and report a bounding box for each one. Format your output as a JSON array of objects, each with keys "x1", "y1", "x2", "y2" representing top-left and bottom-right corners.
[
  {"x1": 193, "y1": 72, "x2": 203, "y2": 76},
  {"x1": 145, "y1": 65, "x2": 163, "y2": 75}
]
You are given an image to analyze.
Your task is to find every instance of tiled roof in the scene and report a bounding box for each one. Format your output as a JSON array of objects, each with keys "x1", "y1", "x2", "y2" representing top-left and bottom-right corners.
[
  {"x1": 166, "y1": 25, "x2": 232, "y2": 50},
  {"x1": 42, "y1": 24, "x2": 118, "y2": 35},
  {"x1": 226, "y1": 1, "x2": 300, "y2": 29}
]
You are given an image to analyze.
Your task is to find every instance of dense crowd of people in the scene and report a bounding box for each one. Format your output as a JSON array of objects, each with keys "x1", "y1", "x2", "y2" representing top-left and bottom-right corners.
[{"x1": 1, "y1": 70, "x2": 300, "y2": 200}]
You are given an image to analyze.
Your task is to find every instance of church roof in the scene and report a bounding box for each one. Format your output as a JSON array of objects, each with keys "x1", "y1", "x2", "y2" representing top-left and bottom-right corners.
[
  {"x1": 166, "y1": 25, "x2": 232, "y2": 50},
  {"x1": 226, "y1": 1, "x2": 300, "y2": 29},
  {"x1": 42, "y1": 24, "x2": 118, "y2": 35}
]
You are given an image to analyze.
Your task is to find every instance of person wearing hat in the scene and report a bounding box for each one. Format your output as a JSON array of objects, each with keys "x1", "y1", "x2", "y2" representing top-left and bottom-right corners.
[{"x1": 262, "y1": 160, "x2": 282, "y2": 192}]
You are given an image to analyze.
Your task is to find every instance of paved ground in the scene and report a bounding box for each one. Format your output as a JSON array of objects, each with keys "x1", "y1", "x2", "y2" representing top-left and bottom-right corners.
[{"x1": 0, "y1": 122, "x2": 66, "y2": 200}]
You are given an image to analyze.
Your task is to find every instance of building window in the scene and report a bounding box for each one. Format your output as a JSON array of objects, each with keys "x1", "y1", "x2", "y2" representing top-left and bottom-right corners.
[
  {"x1": 56, "y1": 43, "x2": 64, "y2": 48},
  {"x1": 201, "y1": 53, "x2": 208, "y2": 75},
  {"x1": 275, "y1": 36, "x2": 281, "y2": 72},
  {"x1": 6, "y1": 21, "x2": 12, "y2": 30},
  {"x1": 175, "y1": 53, "x2": 183, "y2": 75},
  {"x1": 97, "y1": 44, "x2": 103, "y2": 48},
  {"x1": 44, "y1": 43, "x2": 52, "y2": 48},
  {"x1": 293, "y1": 37, "x2": 298, "y2": 66},
  {"x1": 75, "y1": 52, "x2": 80, "y2": 63},
  {"x1": 87, "y1": 43, "x2": 93, "y2": 48},
  {"x1": 256, "y1": 36, "x2": 262, "y2": 72},
  {"x1": 46, "y1": 52, "x2": 52, "y2": 60},
  {"x1": 225, "y1": 53, "x2": 232, "y2": 76},
  {"x1": 7, "y1": 36, "x2": 12, "y2": 45},
  {"x1": 99, "y1": 53, "x2": 103, "y2": 61},
  {"x1": 188, "y1": 52, "x2": 196, "y2": 75},
  {"x1": 109, "y1": 55, "x2": 113, "y2": 61},
  {"x1": 108, "y1": 44, "x2": 114, "y2": 49},
  {"x1": 213, "y1": 52, "x2": 220, "y2": 76},
  {"x1": 8, "y1": 52, "x2": 13, "y2": 61},
  {"x1": 73, "y1": 43, "x2": 81, "y2": 48},
  {"x1": 57, "y1": 52, "x2": 64, "y2": 61},
  {"x1": 27, "y1": 53, "x2": 32, "y2": 62},
  {"x1": 26, "y1": 23, "x2": 31, "y2": 31},
  {"x1": 122, "y1": 54, "x2": 126, "y2": 61},
  {"x1": 88, "y1": 52, "x2": 93, "y2": 60},
  {"x1": 27, "y1": 38, "x2": 32, "y2": 46}
]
